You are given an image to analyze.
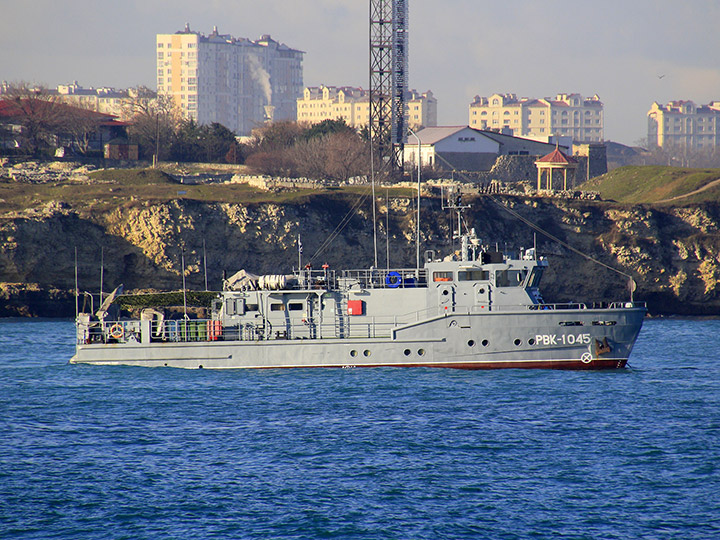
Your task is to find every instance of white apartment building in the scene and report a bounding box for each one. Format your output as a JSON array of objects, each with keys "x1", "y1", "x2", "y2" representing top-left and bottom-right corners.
[
  {"x1": 55, "y1": 82, "x2": 134, "y2": 119},
  {"x1": 0, "y1": 81, "x2": 134, "y2": 120},
  {"x1": 469, "y1": 93, "x2": 604, "y2": 143},
  {"x1": 157, "y1": 25, "x2": 303, "y2": 135},
  {"x1": 648, "y1": 100, "x2": 720, "y2": 150},
  {"x1": 297, "y1": 86, "x2": 437, "y2": 131}
]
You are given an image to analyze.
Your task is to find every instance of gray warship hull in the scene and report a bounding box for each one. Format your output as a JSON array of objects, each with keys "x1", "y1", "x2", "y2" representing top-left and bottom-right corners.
[
  {"x1": 72, "y1": 214, "x2": 646, "y2": 371},
  {"x1": 71, "y1": 305, "x2": 645, "y2": 370}
]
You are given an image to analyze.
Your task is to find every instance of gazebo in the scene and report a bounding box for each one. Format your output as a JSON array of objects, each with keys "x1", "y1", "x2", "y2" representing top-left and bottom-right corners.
[{"x1": 535, "y1": 147, "x2": 578, "y2": 191}]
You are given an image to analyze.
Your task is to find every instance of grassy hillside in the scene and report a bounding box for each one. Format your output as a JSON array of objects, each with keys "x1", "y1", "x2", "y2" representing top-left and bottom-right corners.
[
  {"x1": 88, "y1": 168, "x2": 179, "y2": 185},
  {"x1": 579, "y1": 166, "x2": 720, "y2": 204},
  {"x1": 0, "y1": 167, "x2": 415, "y2": 214}
]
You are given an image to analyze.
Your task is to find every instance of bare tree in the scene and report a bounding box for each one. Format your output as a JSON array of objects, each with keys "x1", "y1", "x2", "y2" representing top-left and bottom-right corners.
[
  {"x1": 287, "y1": 136, "x2": 327, "y2": 179},
  {"x1": 0, "y1": 82, "x2": 65, "y2": 155},
  {"x1": 245, "y1": 124, "x2": 369, "y2": 181},
  {"x1": 123, "y1": 87, "x2": 182, "y2": 161},
  {"x1": 248, "y1": 121, "x2": 306, "y2": 153},
  {"x1": 62, "y1": 106, "x2": 109, "y2": 155},
  {"x1": 323, "y1": 131, "x2": 368, "y2": 182},
  {"x1": 245, "y1": 150, "x2": 298, "y2": 177}
]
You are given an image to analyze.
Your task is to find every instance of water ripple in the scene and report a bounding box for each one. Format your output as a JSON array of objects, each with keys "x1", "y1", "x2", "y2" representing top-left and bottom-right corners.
[{"x1": 0, "y1": 318, "x2": 718, "y2": 539}]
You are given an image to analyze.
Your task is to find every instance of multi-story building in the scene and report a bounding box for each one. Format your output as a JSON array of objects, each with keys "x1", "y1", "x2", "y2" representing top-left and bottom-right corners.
[
  {"x1": 297, "y1": 85, "x2": 437, "y2": 131},
  {"x1": 55, "y1": 82, "x2": 135, "y2": 119},
  {"x1": 469, "y1": 93, "x2": 604, "y2": 142},
  {"x1": 647, "y1": 100, "x2": 720, "y2": 149},
  {"x1": 0, "y1": 81, "x2": 136, "y2": 120},
  {"x1": 156, "y1": 25, "x2": 303, "y2": 135}
]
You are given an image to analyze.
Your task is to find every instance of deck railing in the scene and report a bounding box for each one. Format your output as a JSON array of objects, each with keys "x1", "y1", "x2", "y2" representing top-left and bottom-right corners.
[{"x1": 77, "y1": 300, "x2": 646, "y2": 345}]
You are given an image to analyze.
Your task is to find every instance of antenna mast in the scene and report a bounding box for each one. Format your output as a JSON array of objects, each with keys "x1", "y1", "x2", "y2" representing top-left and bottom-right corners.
[{"x1": 442, "y1": 186, "x2": 473, "y2": 260}]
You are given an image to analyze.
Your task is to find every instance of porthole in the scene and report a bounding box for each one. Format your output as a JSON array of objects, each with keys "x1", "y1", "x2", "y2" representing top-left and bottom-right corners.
[
  {"x1": 528, "y1": 338, "x2": 535, "y2": 346},
  {"x1": 478, "y1": 288, "x2": 485, "y2": 294},
  {"x1": 468, "y1": 340, "x2": 475, "y2": 347},
  {"x1": 403, "y1": 349, "x2": 411, "y2": 356},
  {"x1": 363, "y1": 350, "x2": 371, "y2": 357},
  {"x1": 418, "y1": 349, "x2": 426, "y2": 356},
  {"x1": 514, "y1": 338, "x2": 521, "y2": 346},
  {"x1": 482, "y1": 339, "x2": 489, "y2": 347},
  {"x1": 350, "y1": 350, "x2": 358, "y2": 357},
  {"x1": 442, "y1": 290, "x2": 449, "y2": 296}
]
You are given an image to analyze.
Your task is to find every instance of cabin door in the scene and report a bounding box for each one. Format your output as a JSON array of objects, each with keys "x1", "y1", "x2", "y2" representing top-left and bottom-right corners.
[
  {"x1": 474, "y1": 283, "x2": 491, "y2": 309},
  {"x1": 438, "y1": 284, "x2": 456, "y2": 313},
  {"x1": 305, "y1": 295, "x2": 318, "y2": 339}
]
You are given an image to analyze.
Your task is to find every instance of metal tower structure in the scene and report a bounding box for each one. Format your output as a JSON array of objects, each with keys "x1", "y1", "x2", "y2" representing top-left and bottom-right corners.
[{"x1": 369, "y1": 0, "x2": 408, "y2": 173}]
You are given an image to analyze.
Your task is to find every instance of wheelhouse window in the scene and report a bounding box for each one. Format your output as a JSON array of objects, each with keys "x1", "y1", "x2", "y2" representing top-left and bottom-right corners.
[
  {"x1": 458, "y1": 270, "x2": 489, "y2": 281},
  {"x1": 270, "y1": 303, "x2": 286, "y2": 312},
  {"x1": 527, "y1": 268, "x2": 543, "y2": 288},
  {"x1": 288, "y1": 302, "x2": 303, "y2": 311},
  {"x1": 433, "y1": 271, "x2": 454, "y2": 282},
  {"x1": 495, "y1": 269, "x2": 527, "y2": 287}
]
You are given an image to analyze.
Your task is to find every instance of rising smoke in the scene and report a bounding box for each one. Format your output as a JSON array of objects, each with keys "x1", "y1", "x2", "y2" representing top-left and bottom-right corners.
[{"x1": 247, "y1": 54, "x2": 272, "y2": 105}]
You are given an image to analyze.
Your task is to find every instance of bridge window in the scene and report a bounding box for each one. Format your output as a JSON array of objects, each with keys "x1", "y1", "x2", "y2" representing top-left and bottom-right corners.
[
  {"x1": 496, "y1": 269, "x2": 527, "y2": 287},
  {"x1": 288, "y1": 303, "x2": 303, "y2": 311},
  {"x1": 528, "y1": 268, "x2": 543, "y2": 288},
  {"x1": 458, "y1": 270, "x2": 489, "y2": 281},
  {"x1": 270, "y1": 303, "x2": 286, "y2": 312},
  {"x1": 433, "y1": 271, "x2": 454, "y2": 282}
]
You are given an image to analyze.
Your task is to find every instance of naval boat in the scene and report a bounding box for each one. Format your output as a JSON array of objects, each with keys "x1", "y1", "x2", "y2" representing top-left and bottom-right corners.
[{"x1": 71, "y1": 208, "x2": 646, "y2": 370}]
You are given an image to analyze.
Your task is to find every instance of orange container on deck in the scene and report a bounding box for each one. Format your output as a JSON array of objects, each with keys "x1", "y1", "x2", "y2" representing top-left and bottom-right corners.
[
  {"x1": 207, "y1": 320, "x2": 223, "y2": 340},
  {"x1": 347, "y1": 300, "x2": 364, "y2": 316}
]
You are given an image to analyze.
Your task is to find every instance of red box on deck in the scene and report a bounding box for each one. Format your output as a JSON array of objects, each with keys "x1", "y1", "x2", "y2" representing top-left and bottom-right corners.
[{"x1": 347, "y1": 300, "x2": 364, "y2": 316}]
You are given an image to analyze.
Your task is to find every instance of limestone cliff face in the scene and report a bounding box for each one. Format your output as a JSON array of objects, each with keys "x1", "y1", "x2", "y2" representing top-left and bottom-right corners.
[{"x1": 0, "y1": 194, "x2": 718, "y2": 316}]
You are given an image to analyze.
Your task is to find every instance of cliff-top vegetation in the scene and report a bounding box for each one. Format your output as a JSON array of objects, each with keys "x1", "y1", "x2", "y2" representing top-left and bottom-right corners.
[
  {"x1": 580, "y1": 165, "x2": 720, "y2": 205},
  {"x1": 0, "y1": 166, "x2": 417, "y2": 215}
]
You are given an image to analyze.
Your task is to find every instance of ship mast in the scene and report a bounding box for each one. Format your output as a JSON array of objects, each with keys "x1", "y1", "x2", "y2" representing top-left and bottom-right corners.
[{"x1": 442, "y1": 187, "x2": 473, "y2": 261}]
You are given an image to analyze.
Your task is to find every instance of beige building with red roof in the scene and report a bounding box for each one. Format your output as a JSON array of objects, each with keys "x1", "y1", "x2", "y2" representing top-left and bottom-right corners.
[
  {"x1": 647, "y1": 100, "x2": 720, "y2": 150},
  {"x1": 469, "y1": 93, "x2": 603, "y2": 143},
  {"x1": 297, "y1": 85, "x2": 437, "y2": 130}
]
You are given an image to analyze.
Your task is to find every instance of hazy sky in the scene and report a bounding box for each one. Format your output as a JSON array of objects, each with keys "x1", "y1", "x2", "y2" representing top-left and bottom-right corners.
[{"x1": 2, "y1": 0, "x2": 719, "y2": 145}]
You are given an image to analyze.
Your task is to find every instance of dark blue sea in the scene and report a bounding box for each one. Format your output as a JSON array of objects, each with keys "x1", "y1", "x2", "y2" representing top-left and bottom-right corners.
[{"x1": 1, "y1": 319, "x2": 718, "y2": 540}]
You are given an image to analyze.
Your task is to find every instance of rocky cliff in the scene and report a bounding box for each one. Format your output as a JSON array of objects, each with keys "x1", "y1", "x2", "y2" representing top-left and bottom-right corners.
[{"x1": 0, "y1": 191, "x2": 718, "y2": 316}]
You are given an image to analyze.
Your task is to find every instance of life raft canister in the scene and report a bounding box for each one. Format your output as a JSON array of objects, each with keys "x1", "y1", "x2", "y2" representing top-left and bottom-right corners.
[
  {"x1": 385, "y1": 271, "x2": 402, "y2": 288},
  {"x1": 207, "y1": 320, "x2": 222, "y2": 341}
]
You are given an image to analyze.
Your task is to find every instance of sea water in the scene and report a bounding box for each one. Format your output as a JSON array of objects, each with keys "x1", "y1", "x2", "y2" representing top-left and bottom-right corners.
[{"x1": 0, "y1": 319, "x2": 718, "y2": 540}]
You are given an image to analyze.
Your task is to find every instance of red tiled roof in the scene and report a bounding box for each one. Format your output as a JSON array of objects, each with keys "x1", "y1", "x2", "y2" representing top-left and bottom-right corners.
[
  {"x1": 0, "y1": 98, "x2": 120, "y2": 122},
  {"x1": 535, "y1": 148, "x2": 578, "y2": 164}
]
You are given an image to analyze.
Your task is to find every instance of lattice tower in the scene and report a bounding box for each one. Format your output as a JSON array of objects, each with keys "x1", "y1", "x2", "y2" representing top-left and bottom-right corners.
[{"x1": 370, "y1": 0, "x2": 408, "y2": 173}]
